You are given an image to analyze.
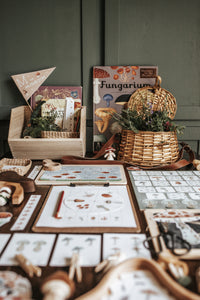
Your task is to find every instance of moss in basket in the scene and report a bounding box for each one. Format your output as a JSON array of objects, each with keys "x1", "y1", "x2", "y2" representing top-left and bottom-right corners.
[
  {"x1": 22, "y1": 101, "x2": 60, "y2": 138},
  {"x1": 111, "y1": 105, "x2": 185, "y2": 135}
]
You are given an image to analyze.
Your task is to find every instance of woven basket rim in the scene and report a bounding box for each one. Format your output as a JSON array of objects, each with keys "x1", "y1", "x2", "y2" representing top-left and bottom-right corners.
[{"x1": 128, "y1": 77, "x2": 177, "y2": 120}]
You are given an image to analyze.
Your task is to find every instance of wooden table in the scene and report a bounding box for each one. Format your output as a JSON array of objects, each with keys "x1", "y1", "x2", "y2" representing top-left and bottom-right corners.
[{"x1": 0, "y1": 161, "x2": 199, "y2": 299}]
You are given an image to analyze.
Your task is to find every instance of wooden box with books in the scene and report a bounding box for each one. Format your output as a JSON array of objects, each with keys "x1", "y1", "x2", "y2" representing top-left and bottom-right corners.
[{"x1": 8, "y1": 105, "x2": 86, "y2": 160}]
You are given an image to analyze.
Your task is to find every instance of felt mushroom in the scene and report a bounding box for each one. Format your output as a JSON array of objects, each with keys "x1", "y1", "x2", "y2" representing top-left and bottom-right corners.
[
  {"x1": 33, "y1": 240, "x2": 47, "y2": 252},
  {"x1": 93, "y1": 68, "x2": 110, "y2": 104},
  {"x1": 41, "y1": 271, "x2": 75, "y2": 300},
  {"x1": 103, "y1": 94, "x2": 113, "y2": 107}
]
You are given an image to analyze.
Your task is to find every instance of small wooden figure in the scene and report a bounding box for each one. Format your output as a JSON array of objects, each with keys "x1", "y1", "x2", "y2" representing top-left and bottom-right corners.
[{"x1": 104, "y1": 147, "x2": 116, "y2": 161}]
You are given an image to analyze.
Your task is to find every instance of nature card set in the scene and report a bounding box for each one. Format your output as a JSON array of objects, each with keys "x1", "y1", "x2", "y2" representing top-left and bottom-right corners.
[
  {"x1": 32, "y1": 185, "x2": 140, "y2": 233},
  {"x1": 128, "y1": 170, "x2": 200, "y2": 210},
  {"x1": 144, "y1": 209, "x2": 200, "y2": 259},
  {"x1": 0, "y1": 233, "x2": 151, "y2": 268},
  {"x1": 35, "y1": 164, "x2": 127, "y2": 185}
]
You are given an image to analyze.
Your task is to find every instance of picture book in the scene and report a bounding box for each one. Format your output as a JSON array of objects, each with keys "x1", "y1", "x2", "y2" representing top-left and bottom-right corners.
[{"x1": 93, "y1": 66, "x2": 158, "y2": 151}]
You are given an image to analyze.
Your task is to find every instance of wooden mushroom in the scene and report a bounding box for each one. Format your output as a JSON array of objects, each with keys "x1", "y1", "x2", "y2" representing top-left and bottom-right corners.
[{"x1": 41, "y1": 271, "x2": 75, "y2": 300}]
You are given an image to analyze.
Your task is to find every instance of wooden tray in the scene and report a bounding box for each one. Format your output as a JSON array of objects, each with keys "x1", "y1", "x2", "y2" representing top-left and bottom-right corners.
[
  {"x1": 0, "y1": 158, "x2": 32, "y2": 176},
  {"x1": 75, "y1": 258, "x2": 199, "y2": 300}
]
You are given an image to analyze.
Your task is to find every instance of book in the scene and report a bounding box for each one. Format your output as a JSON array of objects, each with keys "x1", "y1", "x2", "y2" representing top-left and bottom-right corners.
[
  {"x1": 31, "y1": 85, "x2": 82, "y2": 111},
  {"x1": 93, "y1": 66, "x2": 158, "y2": 151}
]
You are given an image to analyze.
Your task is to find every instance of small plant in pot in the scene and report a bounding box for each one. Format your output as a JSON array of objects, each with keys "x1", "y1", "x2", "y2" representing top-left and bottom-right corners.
[{"x1": 22, "y1": 101, "x2": 60, "y2": 138}]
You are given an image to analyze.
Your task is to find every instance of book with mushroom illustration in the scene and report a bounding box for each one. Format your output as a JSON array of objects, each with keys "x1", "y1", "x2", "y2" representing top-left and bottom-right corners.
[{"x1": 93, "y1": 66, "x2": 158, "y2": 151}]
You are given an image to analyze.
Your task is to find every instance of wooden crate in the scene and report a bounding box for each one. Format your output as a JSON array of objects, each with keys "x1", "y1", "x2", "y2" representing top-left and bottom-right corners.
[{"x1": 8, "y1": 106, "x2": 86, "y2": 160}]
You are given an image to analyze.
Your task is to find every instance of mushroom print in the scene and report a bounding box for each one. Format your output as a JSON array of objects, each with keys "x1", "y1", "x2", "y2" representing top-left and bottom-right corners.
[
  {"x1": 93, "y1": 68, "x2": 110, "y2": 104},
  {"x1": 141, "y1": 289, "x2": 158, "y2": 300},
  {"x1": 111, "y1": 236, "x2": 120, "y2": 245},
  {"x1": 103, "y1": 94, "x2": 113, "y2": 107},
  {"x1": 16, "y1": 240, "x2": 30, "y2": 252},
  {"x1": 33, "y1": 240, "x2": 47, "y2": 252},
  {"x1": 62, "y1": 237, "x2": 73, "y2": 246},
  {"x1": 72, "y1": 246, "x2": 83, "y2": 254},
  {"x1": 85, "y1": 238, "x2": 96, "y2": 246},
  {"x1": 95, "y1": 107, "x2": 116, "y2": 133}
]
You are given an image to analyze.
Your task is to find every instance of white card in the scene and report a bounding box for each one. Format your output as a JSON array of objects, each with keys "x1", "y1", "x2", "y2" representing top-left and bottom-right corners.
[
  {"x1": 0, "y1": 234, "x2": 10, "y2": 255},
  {"x1": 35, "y1": 185, "x2": 137, "y2": 229},
  {"x1": 103, "y1": 233, "x2": 151, "y2": 261},
  {"x1": 50, "y1": 234, "x2": 101, "y2": 267},
  {"x1": 11, "y1": 195, "x2": 41, "y2": 231},
  {"x1": 0, "y1": 233, "x2": 56, "y2": 266}
]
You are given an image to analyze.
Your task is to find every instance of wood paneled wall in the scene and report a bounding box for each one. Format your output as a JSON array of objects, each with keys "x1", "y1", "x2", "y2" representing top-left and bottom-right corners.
[{"x1": 0, "y1": 0, "x2": 199, "y2": 156}]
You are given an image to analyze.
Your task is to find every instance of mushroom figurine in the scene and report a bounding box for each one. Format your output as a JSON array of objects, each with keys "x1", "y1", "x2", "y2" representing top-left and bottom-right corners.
[
  {"x1": 41, "y1": 271, "x2": 75, "y2": 300},
  {"x1": 104, "y1": 147, "x2": 116, "y2": 161}
]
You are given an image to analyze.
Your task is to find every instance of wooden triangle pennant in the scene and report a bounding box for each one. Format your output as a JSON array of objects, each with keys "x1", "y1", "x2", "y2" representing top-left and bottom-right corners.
[{"x1": 11, "y1": 67, "x2": 56, "y2": 105}]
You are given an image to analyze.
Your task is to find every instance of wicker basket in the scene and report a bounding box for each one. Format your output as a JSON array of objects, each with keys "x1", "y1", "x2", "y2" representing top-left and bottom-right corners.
[
  {"x1": 117, "y1": 76, "x2": 180, "y2": 167},
  {"x1": 128, "y1": 76, "x2": 177, "y2": 119},
  {"x1": 117, "y1": 130, "x2": 179, "y2": 167},
  {"x1": 41, "y1": 131, "x2": 79, "y2": 138}
]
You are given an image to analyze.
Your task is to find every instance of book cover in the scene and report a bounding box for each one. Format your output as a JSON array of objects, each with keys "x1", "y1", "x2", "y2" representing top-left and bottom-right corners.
[
  {"x1": 93, "y1": 66, "x2": 158, "y2": 151},
  {"x1": 31, "y1": 85, "x2": 82, "y2": 111}
]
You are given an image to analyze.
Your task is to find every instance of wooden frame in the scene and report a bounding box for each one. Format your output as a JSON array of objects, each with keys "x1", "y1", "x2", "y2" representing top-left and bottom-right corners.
[
  {"x1": 32, "y1": 184, "x2": 140, "y2": 233},
  {"x1": 144, "y1": 209, "x2": 200, "y2": 259},
  {"x1": 75, "y1": 258, "x2": 199, "y2": 300},
  {"x1": 35, "y1": 164, "x2": 127, "y2": 186}
]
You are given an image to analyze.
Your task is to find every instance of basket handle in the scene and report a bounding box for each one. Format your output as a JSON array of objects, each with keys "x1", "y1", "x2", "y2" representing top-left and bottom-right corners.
[{"x1": 154, "y1": 76, "x2": 162, "y2": 89}]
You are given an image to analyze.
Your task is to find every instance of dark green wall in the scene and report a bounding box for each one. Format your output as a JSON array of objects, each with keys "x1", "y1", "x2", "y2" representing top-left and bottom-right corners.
[{"x1": 0, "y1": 0, "x2": 199, "y2": 156}]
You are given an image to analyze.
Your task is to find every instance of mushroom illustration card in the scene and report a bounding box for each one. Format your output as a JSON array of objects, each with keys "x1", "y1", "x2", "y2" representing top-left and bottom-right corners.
[
  {"x1": 128, "y1": 170, "x2": 200, "y2": 210},
  {"x1": 144, "y1": 209, "x2": 200, "y2": 259},
  {"x1": 103, "y1": 233, "x2": 151, "y2": 261},
  {"x1": 93, "y1": 66, "x2": 158, "y2": 151},
  {"x1": 50, "y1": 234, "x2": 101, "y2": 267},
  {"x1": 0, "y1": 233, "x2": 56, "y2": 266},
  {"x1": 0, "y1": 234, "x2": 10, "y2": 255},
  {"x1": 35, "y1": 164, "x2": 126, "y2": 185},
  {"x1": 100, "y1": 269, "x2": 176, "y2": 300},
  {"x1": 32, "y1": 185, "x2": 140, "y2": 233}
]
